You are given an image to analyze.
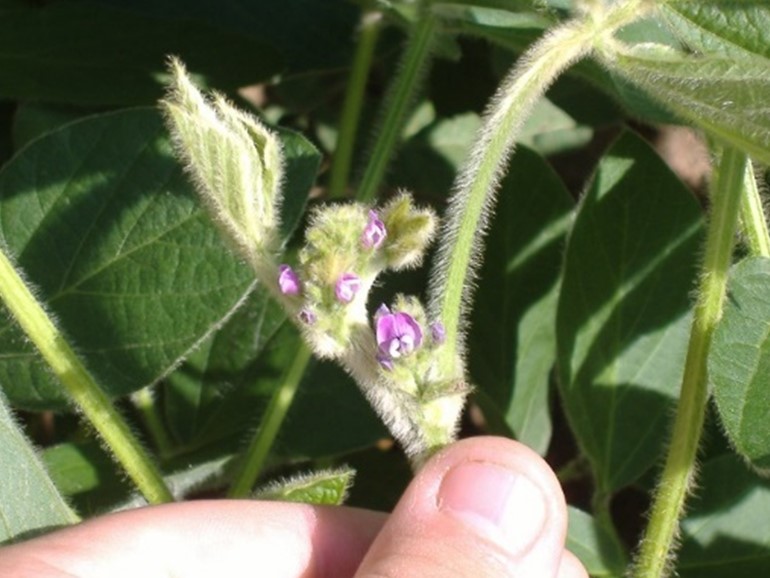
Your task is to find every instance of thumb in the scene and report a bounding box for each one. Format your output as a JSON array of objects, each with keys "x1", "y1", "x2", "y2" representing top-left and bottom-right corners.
[{"x1": 355, "y1": 436, "x2": 586, "y2": 578}]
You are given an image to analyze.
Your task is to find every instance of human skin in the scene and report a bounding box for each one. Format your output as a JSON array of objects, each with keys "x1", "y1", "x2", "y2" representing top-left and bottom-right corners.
[{"x1": 0, "y1": 437, "x2": 587, "y2": 578}]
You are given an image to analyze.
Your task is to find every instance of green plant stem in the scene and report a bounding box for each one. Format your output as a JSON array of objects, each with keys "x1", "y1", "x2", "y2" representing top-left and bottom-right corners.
[
  {"x1": 0, "y1": 248, "x2": 173, "y2": 505},
  {"x1": 131, "y1": 387, "x2": 174, "y2": 457},
  {"x1": 428, "y1": 19, "x2": 595, "y2": 375},
  {"x1": 357, "y1": 8, "x2": 437, "y2": 202},
  {"x1": 328, "y1": 11, "x2": 382, "y2": 200},
  {"x1": 632, "y1": 148, "x2": 748, "y2": 578},
  {"x1": 739, "y1": 161, "x2": 770, "y2": 257},
  {"x1": 228, "y1": 342, "x2": 313, "y2": 498}
]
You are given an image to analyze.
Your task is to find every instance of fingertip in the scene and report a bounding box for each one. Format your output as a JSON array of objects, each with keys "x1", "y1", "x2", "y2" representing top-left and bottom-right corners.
[
  {"x1": 356, "y1": 436, "x2": 569, "y2": 577},
  {"x1": 558, "y1": 550, "x2": 590, "y2": 578}
]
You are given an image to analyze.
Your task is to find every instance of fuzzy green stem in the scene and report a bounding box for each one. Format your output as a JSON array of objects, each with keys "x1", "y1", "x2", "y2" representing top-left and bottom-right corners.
[
  {"x1": 228, "y1": 342, "x2": 313, "y2": 498},
  {"x1": 0, "y1": 249, "x2": 173, "y2": 505},
  {"x1": 328, "y1": 11, "x2": 382, "y2": 199},
  {"x1": 739, "y1": 161, "x2": 770, "y2": 258},
  {"x1": 356, "y1": 9, "x2": 438, "y2": 202},
  {"x1": 131, "y1": 387, "x2": 174, "y2": 457},
  {"x1": 428, "y1": 20, "x2": 595, "y2": 376},
  {"x1": 429, "y1": 1, "x2": 650, "y2": 378},
  {"x1": 632, "y1": 148, "x2": 747, "y2": 578}
]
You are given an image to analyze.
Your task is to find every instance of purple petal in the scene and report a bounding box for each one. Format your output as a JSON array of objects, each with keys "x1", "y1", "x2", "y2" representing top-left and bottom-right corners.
[
  {"x1": 377, "y1": 353, "x2": 394, "y2": 371},
  {"x1": 299, "y1": 308, "x2": 316, "y2": 325},
  {"x1": 361, "y1": 210, "x2": 387, "y2": 249},
  {"x1": 335, "y1": 272, "x2": 361, "y2": 303},
  {"x1": 278, "y1": 265, "x2": 301, "y2": 296},
  {"x1": 430, "y1": 321, "x2": 446, "y2": 344},
  {"x1": 375, "y1": 310, "x2": 423, "y2": 360}
]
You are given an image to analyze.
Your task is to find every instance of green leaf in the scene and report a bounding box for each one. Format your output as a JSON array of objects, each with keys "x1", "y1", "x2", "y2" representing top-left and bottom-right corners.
[
  {"x1": 678, "y1": 454, "x2": 770, "y2": 577},
  {"x1": 163, "y1": 320, "x2": 387, "y2": 463},
  {"x1": 12, "y1": 104, "x2": 91, "y2": 151},
  {"x1": 162, "y1": 290, "x2": 286, "y2": 446},
  {"x1": 42, "y1": 441, "x2": 130, "y2": 515},
  {"x1": 599, "y1": 41, "x2": 770, "y2": 165},
  {"x1": 254, "y1": 467, "x2": 355, "y2": 505},
  {"x1": 455, "y1": 11, "x2": 676, "y2": 123},
  {"x1": 0, "y1": 109, "x2": 252, "y2": 409},
  {"x1": 556, "y1": 130, "x2": 704, "y2": 492},
  {"x1": 0, "y1": 108, "x2": 319, "y2": 411},
  {"x1": 566, "y1": 506, "x2": 628, "y2": 578},
  {"x1": 0, "y1": 390, "x2": 78, "y2": 544},
  {"x1": 0, "y1": 1, "x2": 282, "y2": 105},
  {"x1": 394, "y1": 112, "x2": 481, "y2": 198},
  {"x1": 710, "y1": 256, "x2": 770, "y2": 472},
  {"x1": 469, "y1": 146, "x2": 573, "y2": 455},
  {"x1": 97, "y1": 0, "x2": 359, "y2": 75},
  {"x1": 518, "y1": 97, "x2": 594, "y2": 156},
  {"x1": 661, "y1": 2, "x2": 770, "y2": 61}
]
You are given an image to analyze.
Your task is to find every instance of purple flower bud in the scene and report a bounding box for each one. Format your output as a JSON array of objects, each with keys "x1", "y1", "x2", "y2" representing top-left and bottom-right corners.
[
  {"x1": 430, "y1": 321, "x2": 446, "y2": 344},
  {"x1": 362, "y1": 210, "x2": 387, "y2": 249},
  {"x1": 375, "y1": 310, "x2": 423, "y2": 362},
  {"x1": 299, "y1": 308, "x2": 316, "y2": 325},
  {"x1": 335, "y1": 273, "x2": 361, "y2": 303},
  {"x1": 278, "y1": 264, "x2": 301, "y2": 296},
  {"x1": 376, "y1": 353, "x2": 394, "y2": 371}
]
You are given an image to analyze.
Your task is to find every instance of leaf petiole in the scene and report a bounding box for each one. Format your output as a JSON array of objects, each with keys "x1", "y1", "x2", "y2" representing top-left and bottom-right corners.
[{"x1": 0, "y1": 247, "x2": 174, "y2": 505}]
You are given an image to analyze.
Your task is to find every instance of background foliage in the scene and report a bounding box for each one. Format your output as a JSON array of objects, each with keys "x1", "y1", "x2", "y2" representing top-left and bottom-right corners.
[{"x1": 1, "y1": 1, "x2": 770, "y2": 575}]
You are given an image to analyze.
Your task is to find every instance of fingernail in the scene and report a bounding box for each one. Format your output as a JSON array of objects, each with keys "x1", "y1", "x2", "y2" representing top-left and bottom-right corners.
[{"x1": 437, "y1": 460, "x2": 547, "y2": 555}]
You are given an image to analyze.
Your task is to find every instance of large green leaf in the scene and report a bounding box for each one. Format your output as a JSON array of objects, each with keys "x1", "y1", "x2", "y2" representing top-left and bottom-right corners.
[
  {"x1": 661, "y1": 2, "x2": 770, "y2": 61},
  {"x1": 0, "y1": 390, "x2": 78, "y2": 544},
  {"x1": 710, "y1": 256, "x2": 770, "y2": 472},
  {"x1": 0, "y1": 0, "x2": 282, "y2": 105},
  {"x1": 566, "y1": 506, "x2": 628, "y2": 578},
  {"x1": 469, "y1": 145, "x2": 573, "y2": 455},
  {"x1": 599, "y1": 41, "x2": 770, "y2": 165},
  {"x1": 678, "y1": 454, "x2": 770, "y2": 577},
  {"x1": 556, "y1": 130, "x2": 703, "y2": 493},
  {"x1": 0, "y1": 108, "x2": 317, "y2": 410},
  {"x1": 94, "y1": 0, "x2": 359, "y2": 75},
  {"x1": 163, "y1": 318, "x2": 387, "y2": 463}
]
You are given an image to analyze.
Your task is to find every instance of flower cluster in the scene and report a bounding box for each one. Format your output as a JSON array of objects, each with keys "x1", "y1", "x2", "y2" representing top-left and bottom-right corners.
[{"x1": 273, "y1": 195, "x2": 436, "y2": 360}]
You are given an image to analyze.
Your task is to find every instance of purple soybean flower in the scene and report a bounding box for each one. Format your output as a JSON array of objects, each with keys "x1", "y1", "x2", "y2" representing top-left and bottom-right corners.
[
  {"x1": 362, "y1": 210, "x2": 387, "y2": 249},
  {"x1": 375, "y1": 307, "x2": 423, "y2": 366},
  {"x1": 278, "y1": 264, "x2": 301, "y2": 296},
  {"x1": 335, "y1": 272, "x2": 361, "y2": 303}
]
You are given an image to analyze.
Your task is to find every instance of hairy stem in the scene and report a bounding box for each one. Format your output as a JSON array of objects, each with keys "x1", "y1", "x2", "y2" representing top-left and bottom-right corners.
[
  {"x1": 357, "y1": 8, "x2": 438, "y2": 202},
  {"x1": 131, "y1": 387, "x2": 174, "y2": 457},
  {"x1": 632, "y1": 148, "x2": 747, "y2": 578},
  {"x1": 0, "y1": 249, "x2": 173, "y2": 505},
  {"x1": 427, "y1": 20, "x2": 595, "y2": 376},
  {"x1": 328, "y1": 11, "x2": 383, "y2": 199},
  {"x1": 739, "y1": 161, "x2": 770, "y2": 258},
  {"x1": 228, "y1": 342, "x2": 313, "y2": 497}
]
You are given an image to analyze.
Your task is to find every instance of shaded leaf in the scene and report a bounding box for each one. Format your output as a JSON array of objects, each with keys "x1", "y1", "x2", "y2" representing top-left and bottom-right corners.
[
  {"x1": 0, "y1": 108, "x2": 318, "y2": 409},
  {"x1": 0, "y1": 390, "x2": 78, "y2": 544},
  {"x1": 567, "y1": 506, "x2": 628, "y2": 578},
  {"x1": 0, "y1": 0, "x2": 282, "y2": 105},
  {"x1": 711, "y1": 256, "x2": 770, "y2": 472},
  {"x1": 470, "y1": 145, "x2": 573, "y2": 455},
  {"x1": 42, "y1": 441, "x2": 130, "y2": 515},
  {"x1": 661, "y1": 2, "x2": 770, "y2": 61},
  {"x1": 556, "y1": 130, "x2": 703, "y2": 492},
  {"x1": 599, "y1": 42, "x2": 770, "y2": 164},
  {"x1": 95, "y1": 0, "x2": 359, "y2": 75},
  {"x1": 678, "y1": 454, "x2": 770, "y2": 577}
]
